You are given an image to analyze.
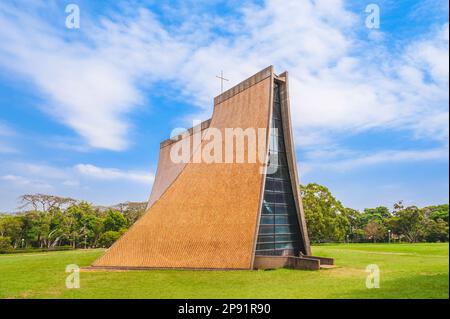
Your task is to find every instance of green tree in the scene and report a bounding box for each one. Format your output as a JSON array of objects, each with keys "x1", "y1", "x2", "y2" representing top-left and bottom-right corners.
[
  {"x1": 98, "y1": 230, "x2": 123, "y2": 247},
  {"x1": 0, "y1": 236, "x2": 12, "y2": 251},
  {"x1": 343, "y1": 208, "x2": 362, "y2": 241},
  {"x1": 1, "y1": 191, "x2": 446, "y2": 250},
  {"x1": 423, "y1": 218, "x2": 449, "y2": 242},
  {"x1": 0, "y1": 215, "x2": 23, "y2": 248},
  {"x1": 18, "y1": 211, "x2": 51, "y2": 248},
  {"x1": 47, "y1": 207, "x2": 71, "y2": 248},
  {"x1": 80, "y1": 214, "x2": 103, "y2": 247},
  {"x1": 361, "y1": 206, "x2": 391, "y2": 224},
  {"x1": 103, "y1": 209, "x2": 128, "y2": 232},
  {"x1": 64, "y1": 202, "x2": 90, "y2": 248},
  {"x1": 423, "y1": 204, "x2": 449, "y2": 223},
  {"x1": 390, "y1": 206, "x2": 424, "y2": 243},
  {"x1": 301, "y1": 183, "x2": 349, "y2": 242}
]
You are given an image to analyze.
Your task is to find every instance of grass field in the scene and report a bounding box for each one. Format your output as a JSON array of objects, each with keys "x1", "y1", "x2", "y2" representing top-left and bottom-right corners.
[{"x1": 0, "y1": 243, "x2": 448, "y2": 299}]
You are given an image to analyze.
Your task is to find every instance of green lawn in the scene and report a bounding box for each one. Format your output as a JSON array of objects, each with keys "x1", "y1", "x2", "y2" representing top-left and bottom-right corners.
[{"x1": 0, "y1": 243, "x2": 448, "y2": 299}]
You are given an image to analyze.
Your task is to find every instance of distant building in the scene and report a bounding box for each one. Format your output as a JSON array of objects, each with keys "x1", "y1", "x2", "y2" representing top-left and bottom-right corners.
[{"x1": 92, "y1": 66, "x2": 333, "y2": 270}]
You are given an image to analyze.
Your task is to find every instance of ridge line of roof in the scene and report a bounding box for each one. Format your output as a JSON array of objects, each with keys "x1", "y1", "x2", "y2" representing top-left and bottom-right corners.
[
  {"x1": 213, "y1": 65, "x2": 273, "y2": 105},
  {"x1": 159, "y1": 118, "x2": 211, "y2": 149},
  {"x1": 159, "y1": 66, "x2": 275, "y2": 149}
]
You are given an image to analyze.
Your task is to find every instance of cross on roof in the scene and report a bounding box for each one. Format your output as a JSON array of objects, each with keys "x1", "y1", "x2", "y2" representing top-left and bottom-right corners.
[{"x1": 216, "y1": 70, "x2": 229, "y2": 93}]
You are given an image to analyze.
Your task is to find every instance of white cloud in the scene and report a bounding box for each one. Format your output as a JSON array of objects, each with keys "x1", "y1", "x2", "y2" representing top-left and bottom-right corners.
[
  {"x1": 4, "y1": 161, "x2": 154, "y2": 186},
  {"x1": 0, "y1": 0, "x2": 448, "y2": 155},
  {"x1": 300, "y1": 147, "x2": 449, "y2": 174},
  {"x1": 173, "y1": 1, "x2": 448, "y2": 150},
  {"x1": 75, "y1": 164, "x2": 154, "y2": 184},
  {"x1": 0, "y1": 160, "x2": 155, "y2": 210},
  {"x1": 1, "y1": 174, "x2": 52, "y2": 189},
  {"x1": 0, "y1": 8, "x2": 138, "y2": 150},
  {"x1": 2, "y1": 174, "x2": 29, "y2": 184},
  {"x1": 0, "y1": 4, "x2": 188, "y2": 151},
  {"x1": 334, "y1": 148, "x2": 448, "y2": 171}
]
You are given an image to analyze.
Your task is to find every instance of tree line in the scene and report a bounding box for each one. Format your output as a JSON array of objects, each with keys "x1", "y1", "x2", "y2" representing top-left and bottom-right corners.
[
  {"x1": 0, "y1": 194, "x2": 147, "y2": 251},
  {"x1": 301, "y1": 183, "x2": 448, "y2": 243},
  {"x1": 0, "y1": 184, "x2": 448, "y2": 252}
]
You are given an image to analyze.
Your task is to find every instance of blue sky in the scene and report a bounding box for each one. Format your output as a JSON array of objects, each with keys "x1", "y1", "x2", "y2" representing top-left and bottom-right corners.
[{"x1": 0, "y1": 0, "x2": 448, "y2": 211}]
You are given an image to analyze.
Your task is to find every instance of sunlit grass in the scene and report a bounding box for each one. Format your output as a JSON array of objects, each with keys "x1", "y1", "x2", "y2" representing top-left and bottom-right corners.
[{"x1": 0, "y1": 243, "x2": 447, "y2": 299}]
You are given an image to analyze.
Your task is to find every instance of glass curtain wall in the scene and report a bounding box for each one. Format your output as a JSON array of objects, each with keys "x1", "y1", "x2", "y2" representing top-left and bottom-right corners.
[{"x1": 255, "y1": 81, "x2": 303, "y2": 256}]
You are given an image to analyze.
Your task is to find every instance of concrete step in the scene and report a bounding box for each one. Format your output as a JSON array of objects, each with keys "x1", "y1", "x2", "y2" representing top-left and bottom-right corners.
[{"x1": 320, "y1": 264, "x2": 337, "y2": 269}]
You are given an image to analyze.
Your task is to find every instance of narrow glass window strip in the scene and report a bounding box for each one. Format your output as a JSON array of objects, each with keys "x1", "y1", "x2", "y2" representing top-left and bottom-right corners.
[{"x1": 256, "y1": 81, "x2": 303, "y2": 256}]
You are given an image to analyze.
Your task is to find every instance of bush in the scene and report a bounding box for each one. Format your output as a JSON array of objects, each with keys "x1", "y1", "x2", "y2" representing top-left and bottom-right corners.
[{"x1": 0, "y1": 245, "x2": 74, "y2": 254}]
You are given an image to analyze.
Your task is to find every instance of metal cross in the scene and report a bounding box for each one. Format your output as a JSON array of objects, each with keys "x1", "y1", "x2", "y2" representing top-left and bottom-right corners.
[{"x1": 216, "y1": 70, "x2": 229, "y2": 93}]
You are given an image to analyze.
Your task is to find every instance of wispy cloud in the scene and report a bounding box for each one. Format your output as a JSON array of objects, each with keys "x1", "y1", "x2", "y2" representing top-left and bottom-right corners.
[
  {"x1": 0, "y1": 1, "x2": 447, "y2": 152},
  {"x1": 0, "y1": 0, "x2": 448, "y2": 211},
  {"x1": 15, "y1": 163, "x2": 70, "y2": 180},
  {"x1": 3, "y1": 161, "x2": 154, "y2": 187},
  {"x1": 75, "y1": 164, "x2": 154, "y2": 184},
  {"x1": 301, "y1": 147, "x2": 449, "y2": 175},
  {"x1": 1, "y1": 174, "x2": 52, "y2": 189},
  {"x1": 0, "y1": 3, "x2": 187, "y2": 151},
  {"x1": 0, "y1": 160, "x2": 155, "y2": 210}
]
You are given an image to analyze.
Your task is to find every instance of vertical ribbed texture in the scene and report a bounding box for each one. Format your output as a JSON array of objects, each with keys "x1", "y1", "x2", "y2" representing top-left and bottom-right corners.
[
  {"x1": 93, "y1": 76, "x2": 272, "y2": 269},
  {"x1": 147, "y1": 120, "x2": 211, "y2": 209}
]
